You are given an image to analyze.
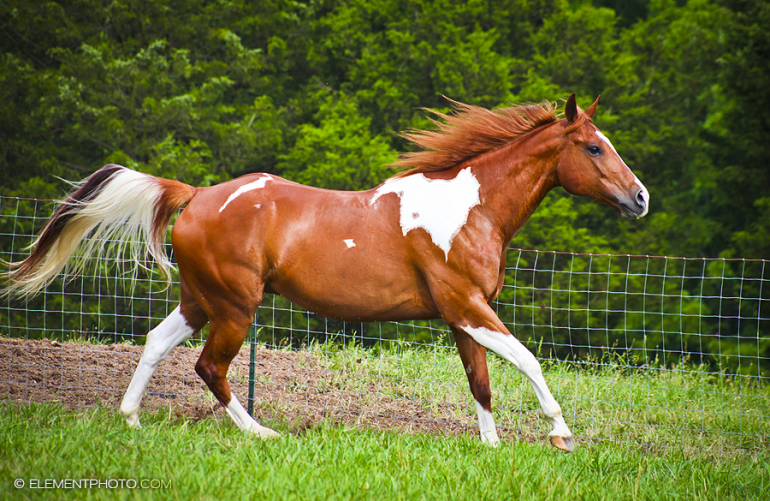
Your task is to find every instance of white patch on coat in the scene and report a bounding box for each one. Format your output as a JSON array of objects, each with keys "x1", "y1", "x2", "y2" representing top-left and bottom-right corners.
[
  {"x1": 343, "y1": 239, "x2": 356, "y2": 248},
  {"x1": 254, "y1": 204, "x2": 262, "y2": 209},
  {"x1": 370, "y1": 167, "x2": 481, "y2": 259},
  {"x1": 475, "y1": 400, "x2": 500, "y2": 446},
  {"x1": 219, "y1": 175, "x2": 272, "y2": 213}
]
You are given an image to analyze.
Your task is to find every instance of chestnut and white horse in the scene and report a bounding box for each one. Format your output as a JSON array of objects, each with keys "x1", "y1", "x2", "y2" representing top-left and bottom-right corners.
[{"x1": 4, "y1": 95, "x2": 648, "y2": 451}]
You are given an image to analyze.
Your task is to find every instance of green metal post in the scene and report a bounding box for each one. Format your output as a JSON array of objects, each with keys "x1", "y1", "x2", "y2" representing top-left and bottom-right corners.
[{"x1": 247, "y1": 313, "x2": 257, "y2": 416}]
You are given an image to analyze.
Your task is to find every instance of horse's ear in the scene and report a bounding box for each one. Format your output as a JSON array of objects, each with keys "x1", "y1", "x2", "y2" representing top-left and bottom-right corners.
[
  {"x1": 565, "y1": 94, "x2": 578, "y2": 123},
  {"x1": 585, "y1": 95, "x2": 600, "y2": 119}
]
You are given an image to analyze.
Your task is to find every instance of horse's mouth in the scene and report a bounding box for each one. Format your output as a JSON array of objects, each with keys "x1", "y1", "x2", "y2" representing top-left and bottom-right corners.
[
  {"x1": 618, "y1": 186, "x2": 649, "y2": 220},
  {"x1": 619, "y1": 201, "x2": 645, "y2": 220}
]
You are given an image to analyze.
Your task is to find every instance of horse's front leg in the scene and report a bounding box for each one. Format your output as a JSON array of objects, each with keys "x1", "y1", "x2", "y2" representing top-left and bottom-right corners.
[
  {"x1": 443, "y1": 296, "x2": 574, "y2": 452},
  {"x1": 452, "y1": 327, "x2": 500, "y2": 446}
]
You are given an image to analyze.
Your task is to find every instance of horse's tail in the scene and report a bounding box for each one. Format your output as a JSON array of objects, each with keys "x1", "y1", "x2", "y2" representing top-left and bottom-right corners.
[{"x1": 2, "y1": 164, "x2": 196, "y2": 298}]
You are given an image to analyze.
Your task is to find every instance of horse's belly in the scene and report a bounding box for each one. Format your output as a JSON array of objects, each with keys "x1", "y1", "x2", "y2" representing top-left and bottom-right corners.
[
  {"x1": 279, "y1": 292, "x2": 438, "y2": 323},
  {"x1": 266, "y1": 264, "x2": 439, "y2": 323}
]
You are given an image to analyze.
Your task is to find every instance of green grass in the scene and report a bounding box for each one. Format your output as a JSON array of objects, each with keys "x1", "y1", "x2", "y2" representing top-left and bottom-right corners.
[
  {"x1": 300, "y1": 340, "x2": 768, "y2": 456},
  {"x1": 0, "y1": 403, "x2": 767, "y2": 501},
  {"x1": 1, "y1": 338, "x2": 767, "y2": 499}
]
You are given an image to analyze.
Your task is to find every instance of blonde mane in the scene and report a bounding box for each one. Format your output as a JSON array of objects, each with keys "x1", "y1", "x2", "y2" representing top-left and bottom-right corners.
[{"x1": 393, "y1": 99, "x2": 559, "y2": 176}]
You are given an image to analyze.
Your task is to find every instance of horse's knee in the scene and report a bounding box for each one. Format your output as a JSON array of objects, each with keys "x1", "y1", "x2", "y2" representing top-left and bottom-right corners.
[{"x1": 142, "y1": 330, "x2": 164, "y2": 365}]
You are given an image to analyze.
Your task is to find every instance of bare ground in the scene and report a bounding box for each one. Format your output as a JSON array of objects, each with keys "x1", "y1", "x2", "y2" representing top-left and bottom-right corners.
[{"x1": 0, "y1": 338, "x2": 542, "y2": 443}]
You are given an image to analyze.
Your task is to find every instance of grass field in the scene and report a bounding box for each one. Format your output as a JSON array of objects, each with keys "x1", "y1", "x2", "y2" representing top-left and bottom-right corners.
[
  {"x1": 0, "y1": 403, "x2": 767, "y2": 501},
  {"x1": 0, "y1": 340, "x2": 768, "y2": 500},
  {"x1": 1, "y1": 337, "x2": 768, "y2": 499},
  {"x1": 306, "y1": 340, "x2": 769, "y2": 456}
]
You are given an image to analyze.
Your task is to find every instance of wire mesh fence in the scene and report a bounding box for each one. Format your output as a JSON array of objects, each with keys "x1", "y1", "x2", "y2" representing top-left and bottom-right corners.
[{"x1": 1, "y1": 195, "x2": 768, "y2": 456}]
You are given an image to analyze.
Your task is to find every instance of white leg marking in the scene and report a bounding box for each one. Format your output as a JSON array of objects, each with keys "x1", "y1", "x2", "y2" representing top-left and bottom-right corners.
[
  {"x1": 219, "y1": 174, "x2": 272, "y2": 213},
  {"x1": 343, "y1": 239, "x2": 356, "y2": 248},
  {"x1": 120, "y1": 307, "x2": 196, "y2": 427},
  {"x1": 462, "y1": 325, "x2": 572, "y2": 438},
  {"x1": 225, "y1": 395, "x2": 281, "y2": 438},
  {"x1": 475, "y1": 400, "x2": 500, "y2": 446}
]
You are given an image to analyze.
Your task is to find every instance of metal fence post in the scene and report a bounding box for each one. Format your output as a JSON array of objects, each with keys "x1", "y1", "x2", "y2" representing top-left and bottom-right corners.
[{"x1": 247, "y1": 312, "x2": 257, "y2": 416}]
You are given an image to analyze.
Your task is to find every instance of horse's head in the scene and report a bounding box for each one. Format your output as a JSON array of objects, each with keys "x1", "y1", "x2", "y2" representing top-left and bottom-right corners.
[{"x1": 555, "y1": 94, "x2": 649, "y2": 219}]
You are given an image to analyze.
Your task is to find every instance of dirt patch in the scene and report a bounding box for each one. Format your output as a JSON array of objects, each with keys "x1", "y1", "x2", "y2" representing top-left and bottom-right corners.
[{"x1": 0, "y1": 338, "x2": 541, "y2": 443}]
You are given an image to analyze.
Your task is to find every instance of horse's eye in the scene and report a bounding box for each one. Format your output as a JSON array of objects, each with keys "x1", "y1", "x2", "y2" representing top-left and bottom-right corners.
[{"x1": 587, "y1": 145, "x2": 602, "y2": 156}]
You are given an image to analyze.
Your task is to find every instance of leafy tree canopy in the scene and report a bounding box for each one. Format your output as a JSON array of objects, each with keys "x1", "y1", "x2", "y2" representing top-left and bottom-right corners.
[{"x1": 1, "y1": 0, "x2": 767, "y2": 259}]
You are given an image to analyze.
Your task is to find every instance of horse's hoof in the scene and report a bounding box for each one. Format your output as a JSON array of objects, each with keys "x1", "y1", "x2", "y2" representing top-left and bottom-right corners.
[
  {"x1": 249, "y1": 423, "x2": 281, "y2": 439},
  {"x1": 549, "y1": 435, "x2": 575, "y2": 453},
  {"x1": 124, "y1": 413, "x2": 142, "y2": 429},
  {"x1": 262, "y1": 430, "x2": 281, "y2": 439},
  {"x1": 480, "y1": 431, "x2": 500, "y2": 447}
]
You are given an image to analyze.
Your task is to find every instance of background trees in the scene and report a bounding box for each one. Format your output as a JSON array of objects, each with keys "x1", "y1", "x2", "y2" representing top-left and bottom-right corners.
[
  {"x1": 1, "y1": 0, "x2": 767, "y2": 373},
  {"x1": 1, "y1": 0, "x2": 767, "y2": 260}
]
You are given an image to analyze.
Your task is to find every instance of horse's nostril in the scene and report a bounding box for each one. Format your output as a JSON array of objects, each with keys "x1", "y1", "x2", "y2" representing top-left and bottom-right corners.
[{"x1": 636, "y1": 189, "x2": 647, "y2": 206}]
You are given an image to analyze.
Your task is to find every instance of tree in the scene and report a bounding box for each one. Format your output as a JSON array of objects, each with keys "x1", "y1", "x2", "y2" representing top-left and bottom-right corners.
[{"x1": 277, "y1": 91, "x2": 397, "y2": 191}]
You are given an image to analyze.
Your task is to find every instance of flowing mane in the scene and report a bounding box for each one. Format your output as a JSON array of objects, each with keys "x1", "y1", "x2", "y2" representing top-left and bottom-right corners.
[{"x1": 393, "y1": 99, "x2": 559, "y2": 176}]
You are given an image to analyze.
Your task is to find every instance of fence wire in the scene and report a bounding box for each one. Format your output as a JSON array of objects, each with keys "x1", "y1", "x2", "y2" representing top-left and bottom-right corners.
[{"x1": 1, "y1": 196, "x2": 767, "y2": 456}]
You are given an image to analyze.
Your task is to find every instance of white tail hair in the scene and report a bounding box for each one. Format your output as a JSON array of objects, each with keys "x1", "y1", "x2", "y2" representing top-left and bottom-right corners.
[{"x1": 3, "y1": 164, "x2": 195, "y2": 298}]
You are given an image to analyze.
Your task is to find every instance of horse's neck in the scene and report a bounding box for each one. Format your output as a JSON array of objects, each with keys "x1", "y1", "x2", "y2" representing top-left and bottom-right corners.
[{"x1": 471, "y1": 132, "x2": 561, "y2": 244}]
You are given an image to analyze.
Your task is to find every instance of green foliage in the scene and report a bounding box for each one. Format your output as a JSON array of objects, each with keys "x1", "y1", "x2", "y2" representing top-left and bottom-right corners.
[
  {"x1": 2, "y1": 0, "x2": 768, "y2": 367},
  {"x1": 702, "y1": 1, "x2": 770, "y2": 259},
  {"x1": 2, "y1": 0, "x2": 767, "y2": 261},
  {"x1": 513, "y1": 193, "x2": 611, "y2": 252},
  {"x1": 278, "y1": 91, "x2": 397, "y2": 190}
]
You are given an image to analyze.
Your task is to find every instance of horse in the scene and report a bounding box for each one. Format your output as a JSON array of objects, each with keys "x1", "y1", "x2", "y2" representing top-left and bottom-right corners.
[{"x1": 3, "y1": 94, "x2": 648, "y2": 452}]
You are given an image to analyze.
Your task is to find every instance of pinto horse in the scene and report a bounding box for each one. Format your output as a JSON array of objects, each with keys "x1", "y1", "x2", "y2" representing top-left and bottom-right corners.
[{"x1": 4, "y1": 94, "x2": 648, "y2": 452}]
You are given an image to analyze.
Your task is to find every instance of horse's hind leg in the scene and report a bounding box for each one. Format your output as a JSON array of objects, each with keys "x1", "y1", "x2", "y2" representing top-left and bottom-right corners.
[
  {"x1": 119, "y1": 286, "x2": 208, "y2": 427},
  {"x1": 452, "y1": 327, "x2": 500, "y2": 446},
  {"x1": 194, "y1": 298, "x2": 280, "y2": 438}
]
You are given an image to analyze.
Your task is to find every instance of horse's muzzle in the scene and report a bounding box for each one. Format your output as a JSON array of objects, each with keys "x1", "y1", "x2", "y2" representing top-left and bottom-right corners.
[{"x1": 619, "y1": 184, "x2": 649, "y2": 219}]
